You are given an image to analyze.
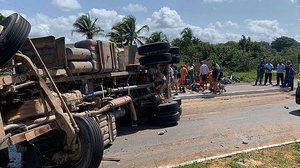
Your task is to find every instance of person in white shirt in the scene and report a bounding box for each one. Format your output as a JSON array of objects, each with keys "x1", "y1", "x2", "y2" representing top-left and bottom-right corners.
[
  {"x1": 199, "y1": 61, "x2": 209, "y2": 88},
  {"x1": 264, "y1": 61, "x2": 274, "y2": 85},
  {"x1": 276, "y1": 61, "x2": 285, "y2": 86}
]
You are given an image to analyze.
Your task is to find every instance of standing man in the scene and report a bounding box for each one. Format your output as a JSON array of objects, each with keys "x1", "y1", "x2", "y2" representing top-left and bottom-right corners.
[
  {"x1": 199, "y1": 61, "x2": 209, "y2": 89},
  {"x1": 173, "y1": 66, "x2": 179, "y2": 95},
  {"x1": 288, "y1": 64, "x2": 295, "y2": 91},
  {"x1": 264, "y1": 61, "x2": 274, "y2": 85},
  {"x1": 212, "y1": 64, "x2": 220, "y2": 93},
  {"x1": 179, "y1": 65, "x2": 188, "y2": 93},
  {"x1": 276, "y1": 61, "x2": 285, "y2": 86},
  {"x1": 283, "y1": 61, "x2": 291, "y2": 87},
  {"x1": 254, "y1": 60, "x2": 264, "y2": 85}
]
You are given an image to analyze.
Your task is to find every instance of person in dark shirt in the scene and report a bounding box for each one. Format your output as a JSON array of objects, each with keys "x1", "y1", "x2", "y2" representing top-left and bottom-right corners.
[
  {"x1": 212, "y1": 64, "x2": 219, "y2": 93},
  {"x1": 288, "y1": 64, "x2": 295, "y2": 91},
  {"x1": 282, "y1": 61, "x2": 291, "y2": 88}
]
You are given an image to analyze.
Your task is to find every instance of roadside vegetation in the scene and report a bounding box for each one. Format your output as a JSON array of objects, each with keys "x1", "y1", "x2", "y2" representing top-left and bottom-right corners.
[
  {"x1": 67, "y1": 13, "x2": 300, "y2": 78},
  {"x1": 179, "y1": 143, "x2": 300, "y2": 168}
]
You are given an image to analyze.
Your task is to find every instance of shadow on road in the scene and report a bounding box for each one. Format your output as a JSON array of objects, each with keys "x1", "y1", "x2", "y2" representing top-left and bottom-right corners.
[
  {"x1": 289, "y1": 110, "x2": 300, "y2": 117},
  {"x1": 116, "y1": 121, "x2": 178, "y2": 136}
]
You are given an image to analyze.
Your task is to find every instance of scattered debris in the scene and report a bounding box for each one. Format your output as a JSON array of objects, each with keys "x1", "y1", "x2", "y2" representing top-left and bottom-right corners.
[
  {"x1": 102, "y1": 157, "x2": 121, "y2": 162},
  {"x1": 157, "y1": 129, "x2": 167, "y2": 135},
  {"x1": 284, "y1": 106, "x2": 289, "y2": 109},
  {"x1": 242, "y1": 140, "x2": 249, "y2": 144},
  {"x1": 236, "y1": 161, "x2": 246, "y2": 167}
]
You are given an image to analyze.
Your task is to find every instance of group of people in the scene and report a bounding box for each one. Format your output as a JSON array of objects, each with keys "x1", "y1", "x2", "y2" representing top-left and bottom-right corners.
[
  {"x1": 170, "y1": 64, "x2": 193, "y2": 94},
  {"x1": 255, "y1": 60, "x2": 295, "y2": 91},
  {"x1": 170, "y1": 61, "x2": 223, "y2": 95},
  {"x1": 198, "y1": 61, "x2": 223, "y2": 93}
]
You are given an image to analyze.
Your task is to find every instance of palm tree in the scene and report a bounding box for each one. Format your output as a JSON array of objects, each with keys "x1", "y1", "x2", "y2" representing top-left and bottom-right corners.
[
  {"x1": 72, "y1": 14, "x2": 103, "y2": 39},
  {"x1": 181, "y1": 27, "x2": 193, "y2": 42},
  {"x1": 107, "y1": 15, "x2": 149, "y2": 46},
  {"x1": 145, "y1": 31, "x2": 169, "y2": 44}
]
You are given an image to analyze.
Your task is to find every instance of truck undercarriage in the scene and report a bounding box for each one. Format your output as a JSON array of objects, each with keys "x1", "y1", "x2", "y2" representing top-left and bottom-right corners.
[{"x1": 0, "y1": 13, "x2": 181, "y2": 167}]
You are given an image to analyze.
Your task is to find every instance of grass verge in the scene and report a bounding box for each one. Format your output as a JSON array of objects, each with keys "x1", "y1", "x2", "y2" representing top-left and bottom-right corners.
[
  {"x1": 178, "y1": 142, "x2": 300, "y2": 168},
  {"x1": 225, "y1": 69, "x2": 257, "y2": 83}
]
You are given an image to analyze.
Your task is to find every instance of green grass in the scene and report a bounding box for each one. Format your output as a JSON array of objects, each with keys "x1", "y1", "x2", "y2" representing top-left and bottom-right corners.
[
  {"x1": 178, "y1": 162, "x2": 207, "y2": 168},
  {"x1": 225, "y1": 69, "x2": 257, "y2": 83},
  {"x1": 178, "y1": 143, "x2": 300, "y2": 168}
]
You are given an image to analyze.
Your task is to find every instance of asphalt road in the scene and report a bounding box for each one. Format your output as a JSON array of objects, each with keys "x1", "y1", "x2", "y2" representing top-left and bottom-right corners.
[{"x1": 101, "y1": 84, "x2": 300, "y2": 168}]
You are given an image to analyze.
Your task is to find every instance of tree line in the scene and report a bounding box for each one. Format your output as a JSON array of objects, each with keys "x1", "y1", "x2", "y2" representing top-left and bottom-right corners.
[
  {"x1": 71, "y1": 14, "x2": 300, "y2": 73},
  {"x1": 1, "y1": 13, "x2": 299, "y2": 72}
]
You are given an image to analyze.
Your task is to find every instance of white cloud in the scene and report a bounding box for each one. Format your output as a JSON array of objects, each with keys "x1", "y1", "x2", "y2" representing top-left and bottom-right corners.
[
  {"x1": 144, "y1": 7, "x2": 241, "y2": 43},
  {"x1": 225, "y1": 21, "x2": 239, "y2": 28},
  {"x1": 122, "y1": 3, "x2": 147, "y2": 13},
  {"x1": 88, "y1": 8, "x2": 124, "y2": 31},
  {"x1": 246, "y1": 19, "x2": 286, "y2": 41},
  {"x1": 52, "y1": 0, "x2": 81, "y2": 11},
  {"x1": 145, "y1": 7, "x2": 185, "y2": 29},
  {"x1": 291, "y1": 0, "x2": 300, "y2": 5}
]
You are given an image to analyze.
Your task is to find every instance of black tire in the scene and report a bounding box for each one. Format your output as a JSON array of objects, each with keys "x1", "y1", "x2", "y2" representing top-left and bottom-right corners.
[
  {"x1": 152, "y1": 101, "x2": 179, "y2": 113},
  {"x1": 172, "y1": 97, "x2": 182, "y2": 106},
  {"x1": 171, "y1": 55, "x2": 180, "y2": 63},
  {"x1": 178, "y1": 107, "x2": 182, "y2": 115},
  {"x1": 0, "y1": 13, "x2": 31, "y2": 67},
  {"x1": 138, "y1": 42, "x2": 170, "y2": 55},
  {"x1": 150, "y1": 111, "x2": 180, "y2": 125},
  {"x1": 169, "y1": 47, "x2": 180, "y2": 55},
  {"x1": 139, "y1": 53, "x2": 172, "y2": 65},
  {"x1": 66, "y1": 116, "x2": 103, "y2": 168},
  {"x1": 0, "y1": 148, "x2": 9, "y2": 168},
  {"x1": 296, "y1": 86, "x2": 300, "y2": 104}
]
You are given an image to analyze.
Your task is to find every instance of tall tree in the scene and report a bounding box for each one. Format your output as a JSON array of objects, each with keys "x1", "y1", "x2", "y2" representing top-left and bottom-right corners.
[
  {"x1": 145, "y1": 31, "x2": 168, "y2": 44},
  {"x1": 180, "y1": 27, "x2": 193, "y2": 44},
  {"x1": 107, "y1": 15, "x2": 149, "y2": 46},
  {"x1": 72, "y1": 14, "x2": 103, "y2": 39},
  {"x1": 271, "y1": 36, "x2": 298, "y2": 52}
]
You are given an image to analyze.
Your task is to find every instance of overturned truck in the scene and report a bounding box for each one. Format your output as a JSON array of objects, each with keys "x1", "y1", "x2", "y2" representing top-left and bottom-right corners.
[{"x1": 0, "y1": 13, "x2": 181, "y2": 167}]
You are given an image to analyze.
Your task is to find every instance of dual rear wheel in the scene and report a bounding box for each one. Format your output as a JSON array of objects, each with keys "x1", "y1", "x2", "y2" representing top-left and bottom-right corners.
[{"x1": 23, "y1": 116, "x2": 103, "y2": 168}]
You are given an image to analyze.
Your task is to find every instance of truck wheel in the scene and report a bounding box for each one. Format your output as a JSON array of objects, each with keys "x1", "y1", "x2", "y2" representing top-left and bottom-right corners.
[
  {"x1": 148, "y1": 101, "x2": 180, "y2": 125},
  {"x1": 171, "y1": 55, "x2": 180, "y2": 63},
  {"x1": 296, "y1": 86, "x2": 300, "y2": 104},
  {"x1": 66, "y1": 116, "x2": 103, "y2": 168},
  {"x1": 138, "y1": 42, "x2": 170, "y2": 55},
  {"x1": 152, "y1": 101, "x2": 179, "y2": 114},
  {"x1": 150, "y1": 111, "x2": 180, "y2": 126},
  {"x1": 139, "y1": 53, "x2": 172, "y2": 65},
  {"x1": 0, "y1": 13, "x2": 31, "y2": 67},
  {"x1": 172, "y1": 97, "x2": 182, "y2": 106},
  {"x1": 0, "y1": 148, "x2": 9, "y2": 167},
  {"x1": 169, "y1": 47, "x2": 180, "y2": 55}
]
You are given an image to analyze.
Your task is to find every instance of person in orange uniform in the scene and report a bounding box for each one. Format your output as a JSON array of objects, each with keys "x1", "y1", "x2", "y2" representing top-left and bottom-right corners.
[
  {"x1": 207, "y1": 69, "x2": 214, "y2": 93},
  {"x1": 179, "y1": 65, "x2": 188, "y2": 93}
]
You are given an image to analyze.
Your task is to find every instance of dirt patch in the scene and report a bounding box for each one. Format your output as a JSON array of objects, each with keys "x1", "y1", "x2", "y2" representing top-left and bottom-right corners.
[{"x1": 181, "y1": 92, "x2": 293, "y2": 116}]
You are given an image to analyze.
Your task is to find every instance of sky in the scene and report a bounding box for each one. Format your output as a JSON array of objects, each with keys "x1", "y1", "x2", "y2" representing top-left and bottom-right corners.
[{"x1": 1, "y1": 0, "x2": 300, "y2": 44}]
